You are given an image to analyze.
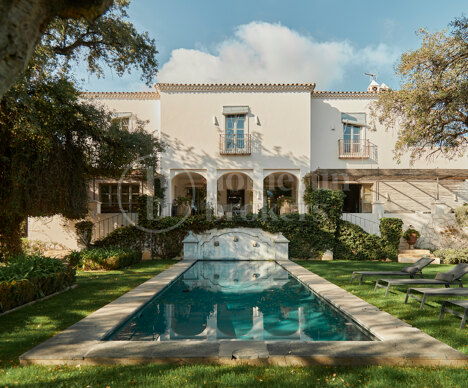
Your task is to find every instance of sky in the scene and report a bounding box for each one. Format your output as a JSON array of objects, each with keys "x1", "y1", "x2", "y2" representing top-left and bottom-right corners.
[{"x1": 78, "y1": 0, "x2": 467, "y2": 92}]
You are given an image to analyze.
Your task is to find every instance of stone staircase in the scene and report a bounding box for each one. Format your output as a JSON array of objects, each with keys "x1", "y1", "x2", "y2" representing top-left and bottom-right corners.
[{"x1": 398, "y1": 249, "x2": 440, "y2": 264}]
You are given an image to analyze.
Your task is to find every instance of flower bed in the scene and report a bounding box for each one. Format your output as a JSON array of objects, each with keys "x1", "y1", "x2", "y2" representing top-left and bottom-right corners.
[
  {"x1": 0, "y1": 255, "x2": 75, "y2": 313},
  {"x1": 69, "y1": 247, "x2": 142, "y2": 270}
]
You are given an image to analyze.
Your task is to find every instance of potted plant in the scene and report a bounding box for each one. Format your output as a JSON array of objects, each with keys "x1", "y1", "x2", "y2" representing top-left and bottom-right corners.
[
  {"x1": 277, "y1": 195, "x2": 294, "y2": 215},
  {"x1": 403, "y1": 228, "x2": 421, "y2": 249},
  {"x1": 176, "y1": 196, "x2": 190, "y2": 216}
]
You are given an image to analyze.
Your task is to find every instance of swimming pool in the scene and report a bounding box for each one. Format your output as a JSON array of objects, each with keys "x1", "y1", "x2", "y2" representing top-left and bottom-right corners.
[{"x1": 107, "y1": 261, "x2": 372, "y2": 341}]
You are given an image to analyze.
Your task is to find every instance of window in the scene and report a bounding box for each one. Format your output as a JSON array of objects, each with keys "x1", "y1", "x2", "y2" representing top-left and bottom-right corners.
[
  {"x1": 111, "y1": 112, "x2": 132, "y2": 131},
  {"x1": 225, "y1": 114, "x2": 246, "y2": 150},
  {"x1": 111, "y1": 117, "x2": 130, "y2": 131},
  {"x1": 343, "y1": 124, "x2": 362, "y2": 153},
  {"x1": 100, "y1": 184, "x2": 140, "y2": 213}
]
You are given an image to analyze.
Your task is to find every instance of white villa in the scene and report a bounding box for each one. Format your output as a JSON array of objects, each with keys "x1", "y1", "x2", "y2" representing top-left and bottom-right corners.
[{"x1": 28, "y1": 82, "x2": 468, "y2": 250}]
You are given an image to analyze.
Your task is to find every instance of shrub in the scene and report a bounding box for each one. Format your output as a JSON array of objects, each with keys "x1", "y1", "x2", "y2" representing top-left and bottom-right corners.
[
  {"x1": 335, "y1": 221, "x2": 398, "y2": 261},
  {"x1": 303, "y1": 186, "x2": 345, "y2": 232},
  {"x1": 403, "y1": 228, "x2": 421, "y2": 241},
  {"x1": 95, "y1": 214, "x2": 393, "y2": 260},
  {"x1": 454, "y1": 204, "x2": 468, "y2": 227},
  {"x1": 0, "y1": 254, "x2": 65, "y2": 282},
  {"x1": 0, "y1": 255, "x2": 75, "y2": 312},
  {"x1": 75, "y1": 220, "x2": 94, "y2": 247},
  {"x1": 433, "y1": 248, "x2": 468, "y2": 264},
  {"x1": 70, "y1": 247, "x2": 142, "y2": 270},
  {"x1": 137, "y1": 194, "x2": 159, "y2": 224},
  {"x1": 379, "y1": 218, "x2": 403, "y2": 249},
  {"x1": 21, "y1": 239, "x2": 66, "y2": 255}
]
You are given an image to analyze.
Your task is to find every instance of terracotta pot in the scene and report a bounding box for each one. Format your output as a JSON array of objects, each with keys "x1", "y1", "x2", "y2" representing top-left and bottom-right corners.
[{"x1": 406, "y1": 234, "x2": 418, "y2": 247}]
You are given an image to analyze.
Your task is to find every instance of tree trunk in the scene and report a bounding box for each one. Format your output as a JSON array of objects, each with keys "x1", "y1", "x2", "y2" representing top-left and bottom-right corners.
[
  {"x1": 0, "y1": 215, "x2": 24, "y2": 259},
  {"x1": 0, "y1": 0, "x2": 112, "y2": 98}
]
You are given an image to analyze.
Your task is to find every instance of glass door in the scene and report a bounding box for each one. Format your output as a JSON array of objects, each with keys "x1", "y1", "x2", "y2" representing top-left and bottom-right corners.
[{"x1": 225, "y1": 115, "x2": 245, "y2": 150}]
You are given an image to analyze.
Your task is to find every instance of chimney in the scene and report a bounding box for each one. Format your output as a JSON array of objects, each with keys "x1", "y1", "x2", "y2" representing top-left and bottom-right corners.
[{"x1": 367, "y1": 80, "x2": 380, "y2": 92}]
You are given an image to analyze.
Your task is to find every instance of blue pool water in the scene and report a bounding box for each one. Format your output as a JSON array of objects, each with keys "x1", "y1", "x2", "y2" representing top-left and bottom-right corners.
[{"x1": 107, "y1": 261, "x2": 372, "y2": 341}]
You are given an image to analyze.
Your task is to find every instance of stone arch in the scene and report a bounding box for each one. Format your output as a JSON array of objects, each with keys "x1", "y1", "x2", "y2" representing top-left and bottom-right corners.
[
  {"x1": 171, "y1": 172, "x2": 207, "y2": 216},
  {"x1": 217, "y1": 172, "x2": 254, "y2": 216},
  {"x1": 263, "y1": 172, "x2": 299, "y2": 214}
]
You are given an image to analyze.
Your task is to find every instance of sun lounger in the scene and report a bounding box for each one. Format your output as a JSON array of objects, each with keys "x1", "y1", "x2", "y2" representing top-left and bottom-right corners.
[
  {"x1": 439, "y1": 300, "x2": 468, "y2": 328},
  {"x1": 374, "y1": 263, "x2": 468, "y2": 296},
  {"x1": 405, "y1": 287, "x2": 468, "y2": 309},
  {"x1": 351, "y1": 257, "x2": 434, "y2": 285}
]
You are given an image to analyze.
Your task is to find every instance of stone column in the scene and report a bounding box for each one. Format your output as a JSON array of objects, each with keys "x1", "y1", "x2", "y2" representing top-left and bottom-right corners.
[
  {"x1": 253, "y1": 170, "x2": 264, "y2": 214},
  {"x1": 87, "y1": 200, "x2": 101, "y2": 218},
  {"x1": 372, "y1": 200, "x2": 385, "y2": 219},
  {"x1": 206, "y1": 169, "x2": 217, "y2": 217},
  {"x1": 431, "y1": 200, "x2": 448, "y2": 219}
]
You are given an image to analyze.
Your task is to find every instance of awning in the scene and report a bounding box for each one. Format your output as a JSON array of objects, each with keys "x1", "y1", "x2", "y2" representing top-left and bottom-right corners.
[
  {"x1": 223, "y1": 106, "x2": 249, "y2": 115},
  {"x1": 341, "y1": 112, "x2": 367, "y2": 127},
  {"x1": 312, "y1": 168, "x2": 468, "y2": 181}
]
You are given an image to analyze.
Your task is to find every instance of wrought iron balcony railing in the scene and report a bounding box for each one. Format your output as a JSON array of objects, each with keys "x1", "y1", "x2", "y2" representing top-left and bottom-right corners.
[
  {"x1": 220, "y1": 134, "x2": 252, "y2": 155},
  {"x1": 338, "y1": 139, "x2": 376, "y2": 159}
]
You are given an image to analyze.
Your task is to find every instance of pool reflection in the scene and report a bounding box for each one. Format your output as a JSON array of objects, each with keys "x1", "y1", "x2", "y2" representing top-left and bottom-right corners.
[{"x1": 109, "y1": 261, "x2": 371, "y2": 341}]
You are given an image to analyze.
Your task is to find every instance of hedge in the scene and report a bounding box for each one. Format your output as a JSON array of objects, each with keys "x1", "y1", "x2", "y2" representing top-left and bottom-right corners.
[
  {"x1": 94, "y1": 214, "x2": 396, "y2": 261},
  {"x1": 335, "y1": 220, "x2": 398, "y2": 261},
  {"x1": 433, "y1": 248, "x2": 468, "y2": 264},
  {"x1": 303, "y1": 187, "x2": 345, "y2": 233},
  {"x1": 95, "y1": 214, "x2": 334, "y2": 259},
  {"x1": 379, "y1": 218, "x2": 403, "y2": 249},
  {"x1": 69, "y1": 247, "x2": 142, "y2": 270},
  {"x1": 0, "y1": 255, "x2": 75, "y2": 313}
]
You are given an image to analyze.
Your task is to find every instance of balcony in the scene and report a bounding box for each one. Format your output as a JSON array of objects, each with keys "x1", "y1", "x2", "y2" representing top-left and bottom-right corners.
[
  {"x1": 338, "y1": 139, "x2": 376, "y2": 159},
  {"x1": 219, "y1": 134, "x2": 252, "y2": 155}
]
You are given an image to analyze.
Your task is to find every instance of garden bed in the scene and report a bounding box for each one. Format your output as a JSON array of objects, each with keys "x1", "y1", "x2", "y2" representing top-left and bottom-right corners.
[
  {"x1": 0, "y1": 255, "x2": 75, "y2": 313},
  {"x1": 68, "y1": 247, "x2": 142, "y2": 270}
]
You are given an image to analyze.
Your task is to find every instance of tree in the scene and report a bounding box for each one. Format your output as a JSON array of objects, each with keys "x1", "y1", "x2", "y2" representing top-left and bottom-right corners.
[
  {"x1": 372, "y1": 16, "x2": 468, "y2": 161},
  {"x1": 0, "y1": 0, "x2": 113, "y2": 98},
  {"x1": 0, "y1": 0, "x2": 160, "y2": 256}
]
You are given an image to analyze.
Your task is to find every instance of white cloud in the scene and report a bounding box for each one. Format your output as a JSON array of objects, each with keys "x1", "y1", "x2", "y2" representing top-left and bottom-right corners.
[{"x1": 158, "y1": 22, "x2": 400, "y2": 89}]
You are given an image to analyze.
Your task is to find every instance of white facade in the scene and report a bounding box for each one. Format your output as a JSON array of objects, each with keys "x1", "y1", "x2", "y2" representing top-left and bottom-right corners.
[{"x1": 28, "y1": 83, "x2": 468, "y2": 250}]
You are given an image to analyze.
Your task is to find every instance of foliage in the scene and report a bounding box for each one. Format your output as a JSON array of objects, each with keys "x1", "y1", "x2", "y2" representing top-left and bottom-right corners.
[
  {"x1": 433, "y1": 248, "x2": 468, "y2": 264},
  {"x1": 176, "y1": 196, "x2": 190, "y2": 206},
  {"x1": 0, "y1": 1, "x2": 162, "y2": 257},
  {"x1": 75, "y1": 221, "x2": 94, "y2": 247},
  {"x1": 95, "y1": 214, "x2": 396, "y2": 261},
  {"x1": 136, "y1": 195, "x2": 160, "y2": 224},
  {"x1": 303, "y1": 176, "x2": 345, "y2": 233},
  {"x1": 0, "y1": 0, "x2": 113, "y2": 98},
  {"x1": 21, "y1": 239, "x2": 66, "y2": 255},
  {"x1": 0, "y1": 254, "x2": 65, "y2": 283},
  {"x1": 0, "y1": 76, "x2": 161, "y2": 256},
  {"x1": 379, "y1": 218, "x2": 403, "y2": 248},
  {"x1": 95, "y1": 214, "x2": 334, "y2": 259},
  {"x1": 69, "y1": 247, "x2": 142, "y2": 270},
  {"x1": 371, "y1": 16, "x2": 468, "y2": 161},
  {"x1": 0, "y1": 254, "x2": 75, "y2": 312},
  {"x1": 38, "y1": 0, "x2": 158, "y2": 85},
  {"x1": 403, "y1": 228, "x2": 421, "y2": 241},
  {"x1": 335, "y1": 221, "x2": 398, "y2": 261},
  {"x1": 454, "y1": 203, "x2": 468, "y2": 227}
]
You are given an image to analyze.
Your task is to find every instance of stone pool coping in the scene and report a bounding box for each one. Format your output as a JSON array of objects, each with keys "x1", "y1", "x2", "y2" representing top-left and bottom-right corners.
[{"x1": 20, "y1": 259, "x2": 468, "y2": 366}]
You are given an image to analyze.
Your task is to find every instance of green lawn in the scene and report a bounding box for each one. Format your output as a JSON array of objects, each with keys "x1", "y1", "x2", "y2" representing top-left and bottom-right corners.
[
  {"x1": 297, "y1": 260, "x2": 468, "y2": 354},
  {"x1": 0, "y1": 259, "x2": 466, "y2": 388}
]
